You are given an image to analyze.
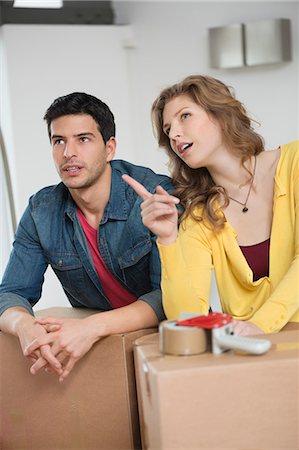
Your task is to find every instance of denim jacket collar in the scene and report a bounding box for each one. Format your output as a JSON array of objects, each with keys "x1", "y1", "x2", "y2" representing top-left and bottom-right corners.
[
  {"x1": 101, "y1": 167, "x2": 128, "y2": 223},
  {"x1": 63, "y1": 162, "x2": 129, "y2": 224}
]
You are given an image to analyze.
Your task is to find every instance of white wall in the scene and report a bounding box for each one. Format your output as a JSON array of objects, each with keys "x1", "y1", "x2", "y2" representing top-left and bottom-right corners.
[
  {"x1": 0, "y1": 1, "x2": 298, "y2": 311},
  {"x1": 113, "y1": 1, "x2": 299, "y2": 173},
  {"x1": 1, "y1": 24, "x2": 135, "y2": 215},
  {"x1": 1, "y1": 24, "x2": 135, "y2": 309},
  {"x1": 0, "y1": 26, "x2": 18, "y2": 275}
]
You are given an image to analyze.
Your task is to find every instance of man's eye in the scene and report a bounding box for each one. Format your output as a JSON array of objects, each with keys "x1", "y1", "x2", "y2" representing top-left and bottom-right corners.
[
  {"x1": 53, "y1": 138, "x2": 64, "y2": 145},
  {"x1": 79, "y1": 136, "x2": 89, "y2": 142},
  {"x1": 181, "y1": 113, "x2": 190, "y2": 120}
]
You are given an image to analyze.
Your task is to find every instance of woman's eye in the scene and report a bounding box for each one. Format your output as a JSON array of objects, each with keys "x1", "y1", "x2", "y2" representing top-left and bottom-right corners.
[
  {"x1": 164, "y1": 128, "x2": 170, "y2": 137},
  {"x1": 181, "y1": 113, "x2": 190, "y2": 120}
]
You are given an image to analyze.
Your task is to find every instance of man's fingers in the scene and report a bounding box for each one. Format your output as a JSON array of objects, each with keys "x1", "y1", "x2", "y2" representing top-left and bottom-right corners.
[
  {"x1": 30, "y1": 344, "x2": 62, "y2": 374},
  {"x1": 40, "y1": 344, "x2": 62, "y2": 370},
  {"x1": 35, "y1": 317, "x2": 62, "y2": 325},
  {"x1": 122, "y1": 174, "x2": 152, "y2": 200},
  {"x1": 30, "y1": 354, "x2": 61, "y2": 375},
  {"x1": 43, "y1": 324, "x2": 61, "y2": 332},
  {"x1": 25, "y1": 336, "x2": 63, "y2": 374},
  {"x1": 24, "y1": 334, "x2": 54, "y2": 355},
  {"x1": 30, "y1": 355, "x2": 49, "y2": 374},
  {"x1": 59, "y1": 356, "x2": 77, "y2": 383}
]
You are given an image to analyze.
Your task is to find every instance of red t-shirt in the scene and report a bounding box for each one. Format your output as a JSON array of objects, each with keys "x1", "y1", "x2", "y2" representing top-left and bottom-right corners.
[
  {"x1": 77, "y1": 208, "x2": 137, "y2": 308},
  {"x1": 240, "y1": 239, "x2": 270, "y2": 282}
]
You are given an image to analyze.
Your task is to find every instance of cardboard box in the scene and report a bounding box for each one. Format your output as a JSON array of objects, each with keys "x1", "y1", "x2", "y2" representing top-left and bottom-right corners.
[
  {"x1": 134, "y1": 327, "x2": 299, "y2": 450},
  {"x1": 0, "y1": 307, "x2": 157, "y2": 450}
]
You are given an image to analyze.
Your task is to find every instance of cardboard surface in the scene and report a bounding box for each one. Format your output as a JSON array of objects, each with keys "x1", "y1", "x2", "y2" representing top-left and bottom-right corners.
[
  {"x1": 0, "y1": 307, "x2": 157, "y2": 450},
  {"x1": 134, "y1": 328, "x2": 299, "y2": 450}
]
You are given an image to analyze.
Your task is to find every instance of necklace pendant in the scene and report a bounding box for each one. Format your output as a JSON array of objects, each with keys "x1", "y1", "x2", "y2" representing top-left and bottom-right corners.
[{"x1": 242, "y1": 206, "x2": 248, "y2": 213}]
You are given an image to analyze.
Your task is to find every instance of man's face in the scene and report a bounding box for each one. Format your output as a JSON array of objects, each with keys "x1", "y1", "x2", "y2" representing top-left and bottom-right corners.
[{"x1": 50, "y1": 114, "x2": 115, "y2": 190}]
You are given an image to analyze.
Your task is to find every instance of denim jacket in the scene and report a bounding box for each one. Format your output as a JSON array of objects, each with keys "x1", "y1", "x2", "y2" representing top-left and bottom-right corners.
[{"x1": 0, "y1": 160, "x2": 173, "y2": 321}]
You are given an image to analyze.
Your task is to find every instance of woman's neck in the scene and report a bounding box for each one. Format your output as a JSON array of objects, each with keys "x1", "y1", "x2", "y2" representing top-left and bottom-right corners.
[{"x1": 207, "y1": 153, "x2": 254, "y2": 192}]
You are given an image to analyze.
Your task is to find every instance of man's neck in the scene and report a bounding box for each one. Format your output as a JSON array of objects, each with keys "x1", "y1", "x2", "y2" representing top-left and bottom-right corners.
[{"x1": 70, "y1": 165, "x2": 112, "y2": 228}]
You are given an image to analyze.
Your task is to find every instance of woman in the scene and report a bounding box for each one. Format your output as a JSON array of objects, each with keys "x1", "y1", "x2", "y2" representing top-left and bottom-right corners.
[{"x1": 123, "y1": 75, "x2": 298, "y2": 335}]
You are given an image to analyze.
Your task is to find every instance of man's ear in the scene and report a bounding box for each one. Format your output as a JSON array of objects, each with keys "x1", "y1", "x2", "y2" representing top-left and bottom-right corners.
[{"x1": 106, "y1": 137, "x2": 116, "y2": 162}]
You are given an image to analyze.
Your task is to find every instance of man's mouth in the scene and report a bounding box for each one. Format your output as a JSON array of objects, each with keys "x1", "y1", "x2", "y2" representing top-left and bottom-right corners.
[
  {"x1": 62, "y1": 164, "x2": 83, "y2": 175},
  {"x1": 67, "y1": 167, "x2": 79, "y2": 172}
]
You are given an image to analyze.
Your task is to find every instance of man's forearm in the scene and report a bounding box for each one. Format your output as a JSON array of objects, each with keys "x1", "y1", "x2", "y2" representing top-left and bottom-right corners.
[
  {"x1": 23, "y1": 300, "x2": 158, "y2": 382},
  {"x1": 0, "y1": 307, "x2": 35, "y2": 336},
  {"x1": 86, "y1": 300, "x2": 159, "y2": 338}
]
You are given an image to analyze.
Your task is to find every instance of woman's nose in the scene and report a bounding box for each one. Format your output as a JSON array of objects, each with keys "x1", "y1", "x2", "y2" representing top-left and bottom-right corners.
[{"x1": 168, "y1": 124, "x2": 182, "y2": 140}]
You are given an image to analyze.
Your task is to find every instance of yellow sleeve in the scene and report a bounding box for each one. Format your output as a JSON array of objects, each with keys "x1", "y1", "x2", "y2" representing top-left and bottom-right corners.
[
  {"x1": 249, "y1": 152, "x2": 299, "y2": 333},
  {"x1": 158, "y1": 219, "x2": 212, "y2": 320},
  {"x1": 250, "y1": 253, "x2": 299, "y2": 332}
]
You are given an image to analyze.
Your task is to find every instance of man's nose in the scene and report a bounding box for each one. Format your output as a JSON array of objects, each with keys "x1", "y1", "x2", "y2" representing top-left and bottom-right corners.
[{"x1": 63, "y1": 142, "x2": 77, "y2": 159}]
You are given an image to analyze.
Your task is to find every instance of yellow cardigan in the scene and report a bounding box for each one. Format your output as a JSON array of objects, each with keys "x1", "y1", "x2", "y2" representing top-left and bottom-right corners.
[{"x1": 158, "y1": 141, "x2": 299, "y2": 333}]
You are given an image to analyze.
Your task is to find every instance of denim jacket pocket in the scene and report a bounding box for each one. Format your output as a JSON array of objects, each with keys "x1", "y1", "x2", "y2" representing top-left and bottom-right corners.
[
  {"x1": 118, "y1": 238, "x2": 152, "y2": 269},
  {"x1": 49, "y1": 254, "x2": 83, "y2": 271},
  {"x1": 118, "y1": 239, "x2": 153, "y2": 293},
  {"x1": 47, "y1": 253, "x2": 88, "y2": 297}
]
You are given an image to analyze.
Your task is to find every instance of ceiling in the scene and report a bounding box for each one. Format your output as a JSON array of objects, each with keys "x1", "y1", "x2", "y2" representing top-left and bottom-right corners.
[{"x1": 0, "y1": 1, "x2": 115, "y2": 25}]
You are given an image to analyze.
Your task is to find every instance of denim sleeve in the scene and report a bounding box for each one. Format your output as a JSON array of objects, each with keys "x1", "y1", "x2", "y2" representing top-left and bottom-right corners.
[
  {"x1": 138, "y1": 238, "x2": 166, "y2": 322},
  {"x1": 0, "y1": 204, "x2": 48, "y2": 316},
  {"x1": 137, "y1": 176, "x2": 174, "y2": 322}
]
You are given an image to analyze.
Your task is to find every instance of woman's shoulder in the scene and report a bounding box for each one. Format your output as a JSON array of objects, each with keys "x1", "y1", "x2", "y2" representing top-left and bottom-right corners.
[
  {"x1": 279, "y1": 140, "x2": 299, "y2": 160},
  {"x1": 277, "y1": 140, "x2": 299, "y2": 173}
]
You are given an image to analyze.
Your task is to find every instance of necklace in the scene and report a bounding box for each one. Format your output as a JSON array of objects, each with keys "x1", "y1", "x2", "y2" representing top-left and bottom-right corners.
[{"x1": 228, "y1": 155, "x2": 257, "y2": 213}]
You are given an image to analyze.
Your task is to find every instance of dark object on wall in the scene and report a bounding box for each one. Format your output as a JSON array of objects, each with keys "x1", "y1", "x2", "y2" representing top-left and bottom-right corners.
[
  {"x1": 0, "y1": 1, "x2": 115, "y2": 25},
  {"x1": 209, "y1": 18, "x2": 292, "y2": 69}
]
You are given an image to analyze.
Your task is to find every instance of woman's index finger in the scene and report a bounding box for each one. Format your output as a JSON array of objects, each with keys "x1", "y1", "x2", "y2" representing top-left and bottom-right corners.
[{"x1": 122, "y1": 174, "x2": 152, "y2": 200}]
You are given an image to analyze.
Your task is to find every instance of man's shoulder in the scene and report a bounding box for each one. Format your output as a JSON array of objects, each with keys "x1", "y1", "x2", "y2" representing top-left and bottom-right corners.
[
  {"x1": 29, "y1": 182, "x2": 68, "y2": 208},
  {"x1": 111, "y1": 159, "x2": 172, "y2": 192}
]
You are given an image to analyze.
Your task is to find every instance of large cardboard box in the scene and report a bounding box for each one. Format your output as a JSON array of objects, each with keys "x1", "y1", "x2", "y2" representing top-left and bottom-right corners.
[
  {"x1": 0, "y1": 307, "x2": 157, "y2": 450},
  {"x1": 134, "y1": 326, "x2": 299, "y2": 450}
]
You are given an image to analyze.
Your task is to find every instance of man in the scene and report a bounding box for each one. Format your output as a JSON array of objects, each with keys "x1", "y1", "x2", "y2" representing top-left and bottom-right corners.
[{"x1": 0, "y1": 92, "x2": 173, "y2": 382}]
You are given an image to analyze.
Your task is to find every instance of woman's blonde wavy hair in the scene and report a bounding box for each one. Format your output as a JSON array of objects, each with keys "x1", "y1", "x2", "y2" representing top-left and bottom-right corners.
[{"x1": 151, "y1": 75, "x2": 265, "y2": 231}]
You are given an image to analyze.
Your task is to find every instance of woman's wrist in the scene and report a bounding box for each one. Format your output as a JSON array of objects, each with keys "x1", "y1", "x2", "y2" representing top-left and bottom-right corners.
[{"x1": 157, "y1": 234, "x2": 178, "y2": 246}]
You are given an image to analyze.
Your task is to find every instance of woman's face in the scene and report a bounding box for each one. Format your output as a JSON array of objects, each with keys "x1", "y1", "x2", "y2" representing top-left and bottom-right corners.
[{"x1": 162, "y1": 94, "x2": 224, "y2": 169}]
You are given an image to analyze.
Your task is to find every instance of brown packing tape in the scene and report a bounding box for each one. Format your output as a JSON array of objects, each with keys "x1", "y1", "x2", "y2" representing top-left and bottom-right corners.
[{"x1": 159, "y1": 320, "x2": 208, "y2": 356}]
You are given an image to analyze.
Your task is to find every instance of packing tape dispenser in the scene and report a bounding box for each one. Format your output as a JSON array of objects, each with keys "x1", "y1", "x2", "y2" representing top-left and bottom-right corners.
[{"x1": 159, "y1": 312, "x2": 271, "y2": 356}]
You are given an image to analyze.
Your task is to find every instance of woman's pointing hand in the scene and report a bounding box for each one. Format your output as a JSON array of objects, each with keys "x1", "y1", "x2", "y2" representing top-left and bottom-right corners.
[{"x1": 122, "y1": 174, "x2": 179, "y2": 245}]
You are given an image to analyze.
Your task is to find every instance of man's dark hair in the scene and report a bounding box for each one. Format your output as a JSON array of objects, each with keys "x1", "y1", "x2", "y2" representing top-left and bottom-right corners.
[{"x1": 43, "y1": 92, "x2": 116, "y2": 143}]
